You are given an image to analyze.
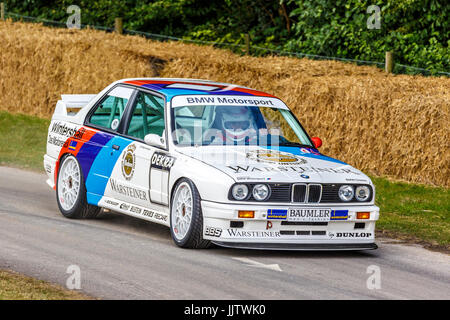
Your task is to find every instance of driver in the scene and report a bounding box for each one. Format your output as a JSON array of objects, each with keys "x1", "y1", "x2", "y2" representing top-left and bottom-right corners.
[{"x1": 219, "y1": 106, "x2": 257, "y2": 144}]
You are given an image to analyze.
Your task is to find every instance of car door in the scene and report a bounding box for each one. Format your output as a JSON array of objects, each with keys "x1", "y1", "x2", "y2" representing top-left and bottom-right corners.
[
  {"x1": 105, "y1": 89, "x2": 171, "y2": 212},
  {"x1": 82, "y1": 85, "x2": 136, "y2": 206}
]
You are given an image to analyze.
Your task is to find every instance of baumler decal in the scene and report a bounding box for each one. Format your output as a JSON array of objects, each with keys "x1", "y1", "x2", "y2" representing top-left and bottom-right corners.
[
  {"x1": 151, "y1": 152, "x2": 176, "y2": 171},
  {"x1": 122, "y1": 144, "x2": 136, "y2": 180},
  {"x1": 246, "y1": 150, "x2": 307, "y2": 165}
]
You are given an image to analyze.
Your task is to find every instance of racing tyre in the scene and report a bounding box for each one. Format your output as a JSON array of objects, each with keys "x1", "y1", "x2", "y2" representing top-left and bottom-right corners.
[
  {"x1": 56, "y1": 154, "x2": 100, "y2": 219},
  {"x1": 170, "y1": 178, "x2": 211, "y2": 248}
]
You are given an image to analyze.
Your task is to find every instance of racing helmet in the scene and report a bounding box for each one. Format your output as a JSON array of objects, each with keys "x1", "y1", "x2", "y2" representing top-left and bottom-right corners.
[{"x1": 220, "y1": 106, "x2": 254, "y2": 142}]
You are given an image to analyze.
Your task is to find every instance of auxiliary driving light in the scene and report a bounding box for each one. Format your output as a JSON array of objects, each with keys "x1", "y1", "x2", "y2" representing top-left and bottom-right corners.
[{"x1": 238, "y1": 210, "x2": 255, "y2": 218}]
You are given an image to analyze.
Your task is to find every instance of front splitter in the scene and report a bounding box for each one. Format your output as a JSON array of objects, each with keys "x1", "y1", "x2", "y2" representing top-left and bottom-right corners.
[{"x1": 212, "y1": 241, "x2": 378, "y2": 251}]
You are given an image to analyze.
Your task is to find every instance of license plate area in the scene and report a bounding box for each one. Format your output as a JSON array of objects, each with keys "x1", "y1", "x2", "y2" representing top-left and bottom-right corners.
[{"x1": 288, "y1": 208, "x2": 331, "y2": 222}]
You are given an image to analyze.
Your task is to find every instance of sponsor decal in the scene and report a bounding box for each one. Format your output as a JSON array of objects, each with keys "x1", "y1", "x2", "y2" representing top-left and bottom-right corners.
[
  {"x1": 185, "y1": 96, "x2": 275, "y2": 106},
  {"x1": 121, "y1": 144, "x2": 136, "y2": 180},
  {"x1": 330, "y1": 210, "x2": 348, "y2": 220},
  {"x1": 142, "y1": 209, "x2": 168, "y2": 222},
  {"x1": 105, "y1": 199, "x2": 119, "y2": 206},
  {"x1": 119, "y1": 203, "x2": 130, "y2": 210},
  {"x1": 288, "y1": 208, "x2": 331, "y2": 221},
  {"x1": 329, "y1": 232, "x2": 372, "y2": 238},
  {"x1": 205, "y1": 226, "x2": 222, "y2": 237},
  {"x1": 48, "y1": 135, "x2": 67, "y2": 147},
  {"x1": 246, "y1": 150, "x2": 307, "y2": 165},
  {"x1": 45, "y1": 164, "x2": 52, "y2": 174},
  {"x1": 110, "y1": 178, "x2": 147, "y2": 201},
  {"x1": 267, "y1": 209, "x2": 287, "y2": 220},
  {"x1": 266, "y1": 221, "x2": 273, "y2": 230},
  {"x1": 226, "y1": 165, "x2": 361, "y2": 176},
  {"x1": 51, "y1": 122, "x2": 79, "y2": 137},
  {"x1": 151, "y1": 152, "x2": 176, "y2": 171},
  {"x1": 68, "y1": 140, "x2": 77, "y2": 151},
  {"x1": 73, "y1": 127, "x2": 86, "y2": 140},
  {"x1": 130, "y1": 206, "x2": 142, "y2": 214},
  {"x1": 226, "y1": 229, "x2": 281, "y2": 238}
]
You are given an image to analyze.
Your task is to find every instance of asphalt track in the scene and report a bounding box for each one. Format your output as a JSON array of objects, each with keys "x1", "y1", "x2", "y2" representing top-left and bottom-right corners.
[{"x1": 0, "y1": 166, "x2": 449, "y2": 300}]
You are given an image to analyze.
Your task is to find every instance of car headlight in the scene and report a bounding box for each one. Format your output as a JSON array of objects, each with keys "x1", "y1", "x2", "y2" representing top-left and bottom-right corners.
[
  {"x1": 355, "y1": 185, "x2": 370, "y2": 201},
  {"x1": 338, "y1": 185, "x2": 354, "y2": 202},
  {"x1": 252, "y1": 184, "x2": 270, "y2": 201},
  {"x1": 232, "y1": 184, "x2": 249, "y2": 200}
]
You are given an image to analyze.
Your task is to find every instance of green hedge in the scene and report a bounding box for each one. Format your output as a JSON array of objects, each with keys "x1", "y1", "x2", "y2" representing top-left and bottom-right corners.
[{"x1": 5, "y1": 0, "x2": 449, "y2": 74}]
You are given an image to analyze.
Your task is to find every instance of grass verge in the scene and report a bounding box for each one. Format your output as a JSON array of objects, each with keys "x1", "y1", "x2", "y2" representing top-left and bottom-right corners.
[
  {"x1": 0, "y1": 269, "x2": 91, "y2": 300},
  {"x1": 0, "y1": 111, "x2": 448, "y2": 251}
]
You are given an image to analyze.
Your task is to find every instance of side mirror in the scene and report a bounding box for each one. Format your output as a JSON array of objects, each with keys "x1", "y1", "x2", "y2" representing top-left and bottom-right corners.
[
  {"x1": 144, "y1": 134, "x2": 165, "y2": 148},
  {"x1": 311, "y1": 137, "x2": 322, "y2": 149}
]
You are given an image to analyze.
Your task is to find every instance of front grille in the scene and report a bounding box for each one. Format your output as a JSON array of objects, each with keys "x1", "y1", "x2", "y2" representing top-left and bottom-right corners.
[
  {"x1": 320, "y1": 184, "x2": 341, "y2": 203},
  {"x1": 248, "y1": 183, "x2": 291, "y2": 202},
  {"x1": 230, "y1": 183, "x2": 372, "y2": 203},
  {"x1": 292, "y1": 184, "x2": 306, "y2": 202},
  {"x1": 308, "y1": 184, "x2": 322, "y2": 203},
  {"x1": 292, "y1": 184, "x2": 322, "y2": 203}
]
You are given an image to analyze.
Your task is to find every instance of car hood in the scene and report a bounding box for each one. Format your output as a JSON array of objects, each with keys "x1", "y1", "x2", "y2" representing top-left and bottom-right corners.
[{"x1": 175, "y1": 145, "x2": 371, "y2": 184}]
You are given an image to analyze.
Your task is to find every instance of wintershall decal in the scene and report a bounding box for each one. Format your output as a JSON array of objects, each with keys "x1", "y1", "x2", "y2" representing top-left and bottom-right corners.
[
  {"x1": 51, "y1": 121, "x2": 79, "y2": 137},
  {"x1": 110, "y1": 179, "x2": 147, "y2": 201},
  {"x1": 330, "y1": 210, "x2": 349, "y2": 220},
  {"x1": 48, "y1": 135, "x2": 66, "y2": 147},
  {"x1": 151, "y1": 152, "x2": 176, "y2": 171},
  {"x1": 267, "y1": 209, "x2": 288, "y2": 220}
]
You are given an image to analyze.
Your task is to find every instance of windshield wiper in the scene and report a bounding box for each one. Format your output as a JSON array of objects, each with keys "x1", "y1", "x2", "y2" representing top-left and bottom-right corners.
[{"x1": 279, "y1": 141, "x2": 313, "y2": 148}]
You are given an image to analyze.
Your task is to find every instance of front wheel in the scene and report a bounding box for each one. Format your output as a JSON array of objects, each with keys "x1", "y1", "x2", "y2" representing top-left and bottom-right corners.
[
  {"x1": 170, "y1": 178, "x2": 210, "y2": 248},
  {"x1": 56, "y1": 154, "x2": 100, "y2": 219}
]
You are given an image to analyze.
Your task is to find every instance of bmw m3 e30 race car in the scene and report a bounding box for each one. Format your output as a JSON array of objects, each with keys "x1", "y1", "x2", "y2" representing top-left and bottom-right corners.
[{"x1": 44, "y1": 78, "x2": 379, "y2": 250}]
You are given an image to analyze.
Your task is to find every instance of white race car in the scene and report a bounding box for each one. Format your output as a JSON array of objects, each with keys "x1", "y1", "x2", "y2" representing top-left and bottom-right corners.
[{"x1": 44, "y1": 78, "x2": 379, "y2": 250}]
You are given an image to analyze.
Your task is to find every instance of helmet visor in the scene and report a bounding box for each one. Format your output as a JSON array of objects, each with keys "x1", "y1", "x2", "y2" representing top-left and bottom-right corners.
[{"x1": 223, "y1": 120, "x2": 250, "y2": 130}]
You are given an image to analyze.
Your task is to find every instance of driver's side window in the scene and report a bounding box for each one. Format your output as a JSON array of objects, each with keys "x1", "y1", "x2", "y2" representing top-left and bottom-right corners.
[
  {"x1": 126, "y1": 91, "x2": 165, "y2": 140},
  {"x1": 88, "y1": 86, "x2": 134, "y2": 131}
]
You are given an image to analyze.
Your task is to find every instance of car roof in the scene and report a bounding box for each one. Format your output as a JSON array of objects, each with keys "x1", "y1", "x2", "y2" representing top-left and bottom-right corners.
[{"x1": 118, "y1": 78, "x2": 275, "y2": 100}]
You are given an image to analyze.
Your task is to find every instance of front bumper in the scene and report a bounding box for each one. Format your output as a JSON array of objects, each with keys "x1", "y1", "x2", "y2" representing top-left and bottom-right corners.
[{"x1": 202, "y1": 200, "x2": 379, "y2": 250}]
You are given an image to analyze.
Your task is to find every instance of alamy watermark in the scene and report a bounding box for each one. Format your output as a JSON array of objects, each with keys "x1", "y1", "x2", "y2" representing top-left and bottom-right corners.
[
  {"x1": 367, "y1": 5, "x2": 381, "y2": 29},
  {"x1": 366, "y1": 265, "x2": 381, "y2": 290},
  {"x1": 66, "y1": 264, "x2": 81, "y2": 290},
  {"x1": 66, "y1": 5, "x2": 81, "y2": 29}
]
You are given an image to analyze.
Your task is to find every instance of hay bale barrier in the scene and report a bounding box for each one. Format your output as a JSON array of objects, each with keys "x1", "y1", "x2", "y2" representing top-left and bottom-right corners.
[{"x1": 0, "y1": 21, "x2": 449, "y2": 187}]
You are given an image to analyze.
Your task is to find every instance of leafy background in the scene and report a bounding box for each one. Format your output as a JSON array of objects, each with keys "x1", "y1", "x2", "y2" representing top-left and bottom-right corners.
[{"x1": 5, "y1": 0, "x2": 449, "y2": 74}]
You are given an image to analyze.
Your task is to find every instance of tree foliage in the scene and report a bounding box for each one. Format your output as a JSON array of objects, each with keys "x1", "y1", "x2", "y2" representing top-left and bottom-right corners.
[{"x1": 5, "y1": 0, "x2": 449, "y2": 73}]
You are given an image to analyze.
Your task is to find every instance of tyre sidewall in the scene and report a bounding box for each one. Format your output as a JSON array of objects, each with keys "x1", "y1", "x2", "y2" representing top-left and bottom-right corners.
[
  {"x1": 169, "y1": 178, "x2": 202, "y2": 247},
  {"x1": 56, "y1": 154, "x2": 86, "y2": 219}
]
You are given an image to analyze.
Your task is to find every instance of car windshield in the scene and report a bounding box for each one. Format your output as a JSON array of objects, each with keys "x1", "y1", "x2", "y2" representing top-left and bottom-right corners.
[{"x1": 172, "y1": 104, "x2": 313, "y2": 147}]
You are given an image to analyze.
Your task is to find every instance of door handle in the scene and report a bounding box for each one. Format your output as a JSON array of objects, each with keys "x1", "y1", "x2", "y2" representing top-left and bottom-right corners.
[{"x1": 112, "y1": 144, "x2": 120, "y2": 150}]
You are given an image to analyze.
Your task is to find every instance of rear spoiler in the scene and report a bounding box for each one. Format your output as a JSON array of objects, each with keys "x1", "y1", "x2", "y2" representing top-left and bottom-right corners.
[{"x1": 54, "y1": 94, "x2": 97, "y2": 116}]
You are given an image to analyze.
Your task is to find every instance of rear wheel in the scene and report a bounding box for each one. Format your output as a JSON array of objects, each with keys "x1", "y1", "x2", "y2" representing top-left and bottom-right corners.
[
  {"x1": 56, "y1": 154, "x2": 100, "y2": 219},
  {"x1": 170, "y1": 178, "x2": 210, "y2": 248}
]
